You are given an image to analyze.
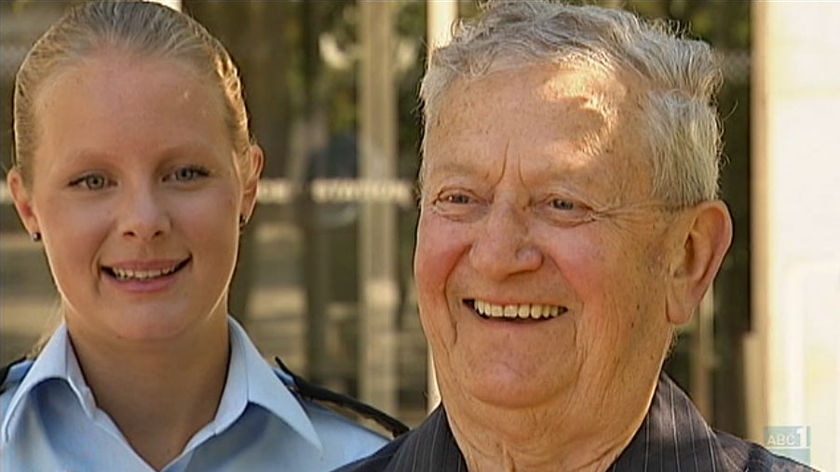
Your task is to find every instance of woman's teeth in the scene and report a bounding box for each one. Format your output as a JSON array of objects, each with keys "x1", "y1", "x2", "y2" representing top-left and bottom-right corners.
[
  {"x1": 473, "y1": 299, "x2": 567, "y2": 320},
  {"x1": 111, "y1": 265, "x2": 178, "y2": 281}
]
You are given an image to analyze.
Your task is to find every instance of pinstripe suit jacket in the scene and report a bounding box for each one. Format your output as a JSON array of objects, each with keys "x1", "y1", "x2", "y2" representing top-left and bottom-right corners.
[{"x1": 335, "y1": 373, "x2": 816, "y2": 471}]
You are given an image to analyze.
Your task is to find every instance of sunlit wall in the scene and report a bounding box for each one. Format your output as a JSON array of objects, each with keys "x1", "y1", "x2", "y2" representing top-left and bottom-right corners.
[{"x1": 750, "y1": 3, "x2": 840, "y2": 470}]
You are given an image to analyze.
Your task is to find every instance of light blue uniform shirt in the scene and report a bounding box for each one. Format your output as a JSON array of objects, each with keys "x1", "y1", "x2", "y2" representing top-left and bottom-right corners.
[{"x1": 0, "y1": 317, "x2": 388, "y2": 471}]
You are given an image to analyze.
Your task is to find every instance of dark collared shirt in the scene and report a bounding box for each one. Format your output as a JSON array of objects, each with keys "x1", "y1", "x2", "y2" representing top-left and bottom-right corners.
[{"x1": 336, "y1": 373, "x2": 816, "y2": 471}]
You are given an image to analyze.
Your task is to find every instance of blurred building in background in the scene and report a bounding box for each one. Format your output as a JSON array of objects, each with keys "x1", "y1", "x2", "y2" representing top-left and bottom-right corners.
[{"x1": 0, "y1": 1, "x2": 836, "y2": 469}]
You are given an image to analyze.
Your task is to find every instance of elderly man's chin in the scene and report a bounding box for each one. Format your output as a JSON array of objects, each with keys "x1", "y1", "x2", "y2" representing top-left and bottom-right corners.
[
  {"x1": 431, "y1": 319, "x2": 670, "y2": 414},
  {"x1": 436, "y1": 346, "x2": 584, "y2": 410}
]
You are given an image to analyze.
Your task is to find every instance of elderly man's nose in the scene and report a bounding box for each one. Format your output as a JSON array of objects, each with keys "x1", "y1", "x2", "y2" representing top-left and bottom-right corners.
[
  {"x1": 469, "y1": 203, "x2": 543, "y2": 278},
  {"x1": 119, "y1": 192, "x2": 170, "y2": 240}
]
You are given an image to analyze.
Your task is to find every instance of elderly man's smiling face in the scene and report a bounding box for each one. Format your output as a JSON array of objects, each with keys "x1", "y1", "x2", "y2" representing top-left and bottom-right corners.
[{"x1": 416, "y1": 63, "x2": 683, "y2": 417}]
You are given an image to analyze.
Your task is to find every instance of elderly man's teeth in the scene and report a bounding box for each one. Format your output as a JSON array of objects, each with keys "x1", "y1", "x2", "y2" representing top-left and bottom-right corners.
[
  {"x1": 112, "y1": 265, "x2": 178, "y2": 281},
  {"x1": 473, "y1": 300, "x2": 565, "y2": 320}
]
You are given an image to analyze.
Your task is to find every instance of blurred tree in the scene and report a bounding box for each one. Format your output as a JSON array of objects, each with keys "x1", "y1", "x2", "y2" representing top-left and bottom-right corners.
[{"x1": 186, "y1": 1, "x2": 298, "y2": 325}]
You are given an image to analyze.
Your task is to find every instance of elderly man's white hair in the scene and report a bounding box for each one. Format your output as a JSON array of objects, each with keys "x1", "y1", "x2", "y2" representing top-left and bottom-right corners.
[{"x1": 420, "y1": 0, "x2": 723, "y2": 207}]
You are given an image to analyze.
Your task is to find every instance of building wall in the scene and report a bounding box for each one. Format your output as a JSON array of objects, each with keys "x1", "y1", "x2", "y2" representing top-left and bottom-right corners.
[{"x1": 750, "y1": 3, "x2": 840, "y2": 470}]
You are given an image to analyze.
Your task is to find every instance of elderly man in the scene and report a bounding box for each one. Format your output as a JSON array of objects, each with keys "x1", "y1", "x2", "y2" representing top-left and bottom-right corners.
[{"x1": 339, "y1": 1, "x2": 815, "y2": 471}]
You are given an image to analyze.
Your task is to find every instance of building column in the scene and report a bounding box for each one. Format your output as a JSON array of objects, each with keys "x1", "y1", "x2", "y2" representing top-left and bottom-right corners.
[{"x1": 749, "y1": 3, "x2": 840, "y2": 470}]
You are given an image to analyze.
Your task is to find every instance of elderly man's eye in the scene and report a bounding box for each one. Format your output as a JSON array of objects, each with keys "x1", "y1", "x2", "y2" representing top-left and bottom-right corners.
[
  {"x1": 445, "y1": 193, "x2": 472, "y2": 204},
  {"x1": 551, "y1": 199, "x2": 576, "y2": 211},
  {"x1": 431, "y1": 190, "x2": 476, "y2": 207},
  {"x1": 430, "y1": 190, "x2": 484, "y2": 221},
  {"x1": 540, "y1": 197, "x2": 594, "y2": 226}
]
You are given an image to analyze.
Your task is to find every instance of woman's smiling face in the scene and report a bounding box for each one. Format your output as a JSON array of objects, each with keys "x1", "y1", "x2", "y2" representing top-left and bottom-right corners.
[{"x1": 9, "y1": 49, "x2": 257, "y2": 345}]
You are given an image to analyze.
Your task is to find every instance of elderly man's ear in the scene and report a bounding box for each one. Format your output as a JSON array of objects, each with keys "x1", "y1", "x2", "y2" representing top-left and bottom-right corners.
[{"x1": 665, "y1": 201, "x2": 733, "y2": 326}]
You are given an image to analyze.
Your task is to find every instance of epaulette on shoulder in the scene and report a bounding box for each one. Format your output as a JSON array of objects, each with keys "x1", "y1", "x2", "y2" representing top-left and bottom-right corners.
[
  {"x1": 274, "y1": 357, "x2": 409, "y2": 439},
  {"x1": 1, "y1": 356, "x2": 28, "y2": 395}
]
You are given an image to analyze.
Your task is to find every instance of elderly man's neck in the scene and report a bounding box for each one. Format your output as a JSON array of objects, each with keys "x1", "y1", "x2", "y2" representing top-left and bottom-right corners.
[{"x1": 442, "y1": 383, "x2": 655, "y2": 472}]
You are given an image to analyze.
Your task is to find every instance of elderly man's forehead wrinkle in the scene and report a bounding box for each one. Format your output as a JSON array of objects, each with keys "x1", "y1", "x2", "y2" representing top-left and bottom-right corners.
[
  {"x1": 540, "y1": 95, "x2": 609, "y2": 163},
  {"x1": 538, "y1": 76, "x2": 654, "y2": 205},
  {"x1": 538, "y1": 71, "x2": 622, "y2": 155},
  {"x1": 427, "y1": 65, "x2": 653, "y2": 207}
]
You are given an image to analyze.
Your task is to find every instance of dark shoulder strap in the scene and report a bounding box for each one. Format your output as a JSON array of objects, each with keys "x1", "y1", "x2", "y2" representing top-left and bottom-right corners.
[
  {"x1": 274, "y1": 357, "x2": 409, "y2": 438},
  {"x1": 0, "y1": 356, "x2": 28, "y2": 395}
]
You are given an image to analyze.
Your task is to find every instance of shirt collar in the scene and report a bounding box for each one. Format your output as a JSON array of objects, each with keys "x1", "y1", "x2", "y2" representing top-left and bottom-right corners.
[
  {"x1": 1, "y1": 323, "x2": 85, "y2": 442},
  {"x1": 2, "y1": 318, "x2": 323, "y2": 452},
  {"x1": 373, "y1": 373, "x2": 733, "y2": 471},
  {"x1": 208, "y1": 317, "x2": 323, "y2": 451}
]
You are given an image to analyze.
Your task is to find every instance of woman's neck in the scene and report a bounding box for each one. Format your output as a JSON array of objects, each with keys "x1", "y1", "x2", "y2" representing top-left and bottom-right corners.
[{"x1": 68, "y1": 318, "x2": 230, "y2": 470}]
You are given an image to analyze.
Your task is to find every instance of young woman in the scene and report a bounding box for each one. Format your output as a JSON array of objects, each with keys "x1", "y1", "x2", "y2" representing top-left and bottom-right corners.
[{"x1": 0, "y1": 2, "x2": 396, "y2": 470}]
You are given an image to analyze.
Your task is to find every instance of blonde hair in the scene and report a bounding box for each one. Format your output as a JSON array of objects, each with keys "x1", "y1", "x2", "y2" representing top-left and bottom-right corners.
[
  {"x1": 420, "y1": 0, "x2": 723, "y2": 206},
  {"x1": 13, "y1": 0, "x2": 255, "y2": 185}
]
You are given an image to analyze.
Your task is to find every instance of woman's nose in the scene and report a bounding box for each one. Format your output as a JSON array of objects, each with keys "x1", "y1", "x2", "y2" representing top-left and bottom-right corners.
[
  {"x1": 468, "y1": 201, "x2": 543, "y2": 279},
  {"x1": 117, "y1": 189, "x2": 170, "y2": 241}
]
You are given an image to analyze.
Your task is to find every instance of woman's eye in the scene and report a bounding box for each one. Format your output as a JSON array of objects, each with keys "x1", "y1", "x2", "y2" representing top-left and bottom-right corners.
[
  {"x1": 169, "y1": 166, "x2": 209, "y2": 182},
  {"x1": 70, "y1": 173, "x2": 109, "y2": 190}
]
